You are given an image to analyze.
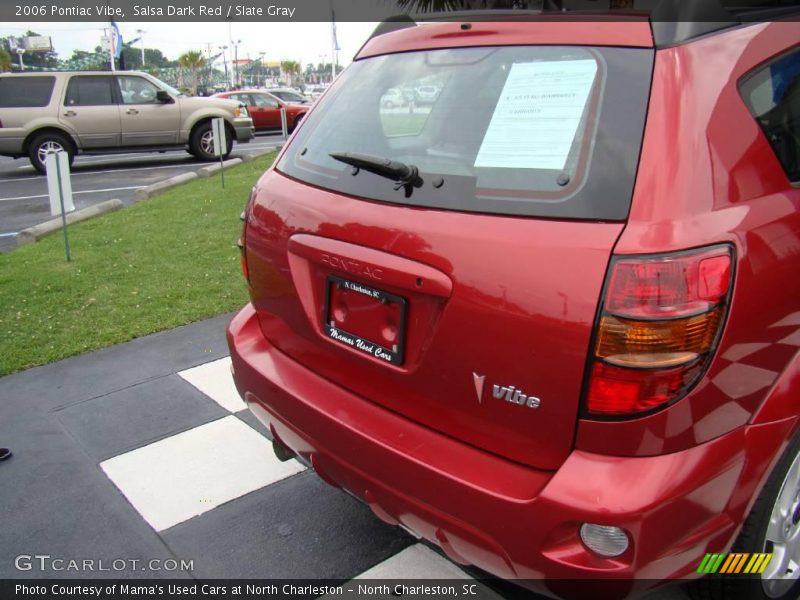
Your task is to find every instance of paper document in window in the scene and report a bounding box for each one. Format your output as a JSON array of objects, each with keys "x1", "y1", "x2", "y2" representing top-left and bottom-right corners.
[{"x1": 475, "y1": 59, "x2": 598, "y2": 171}]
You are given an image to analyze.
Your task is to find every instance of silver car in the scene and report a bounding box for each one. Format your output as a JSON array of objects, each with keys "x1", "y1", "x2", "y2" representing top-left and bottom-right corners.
[{"x1": 0, "y1": 71, "x2": 255, "y2": 173}]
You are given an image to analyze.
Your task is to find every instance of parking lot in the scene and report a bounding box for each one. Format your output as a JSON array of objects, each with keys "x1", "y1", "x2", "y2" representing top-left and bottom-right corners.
[
  {"x1": 0, "y1": 311, "x2": 689, "y2": 600},
  {"x1": 0, "y1": 133, "x2": 284, "y2": 253}
]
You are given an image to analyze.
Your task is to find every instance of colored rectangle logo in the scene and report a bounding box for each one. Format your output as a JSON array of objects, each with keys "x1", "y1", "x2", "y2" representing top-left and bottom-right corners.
[{"x1": 697, "y1": 553, "x2": 772, "y2": 574}]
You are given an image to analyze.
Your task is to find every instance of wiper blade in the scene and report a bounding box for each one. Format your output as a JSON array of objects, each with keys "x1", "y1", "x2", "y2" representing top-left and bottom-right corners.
[{"x1": 330, "y1": 151, "x2": 423, "y2": 198}]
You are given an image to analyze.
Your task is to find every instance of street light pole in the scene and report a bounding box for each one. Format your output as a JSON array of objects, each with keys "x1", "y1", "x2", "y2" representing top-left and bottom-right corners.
[
  {"x1": 136, "y1": 29, "x2": 146, "y2": 67},
  {"x1": 218, "y1": 45, "x2": 228, "y2": 89},
  {"x1": 105, "y1": 27, "x2": 115, "y2": 72},
  {"x1": 233, "y1": 39, "x2": 241, "y2": 88}
]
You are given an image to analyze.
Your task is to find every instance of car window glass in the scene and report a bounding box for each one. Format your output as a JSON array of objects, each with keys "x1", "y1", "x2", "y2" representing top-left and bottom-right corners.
[
  {"x1": 380, "y1": 81, "x2": 436, "y2": 137},
  {"x1": 0, "y1": 76, "x2": 55, "y2": 108},
  {"x1": 117, "y1": 76, "x2": 159, "y2": 105},
  {"x1": 741, "y1": 47, "x2": 800, "y2": 183},
  {"x1": 253, "y1": 94, "x2": 279, "y2": 108},
  {"x1": 279, "y1": 45, "x2": 653, "y2": 220},
  {"x1": 65, "y1": 76, "x2": 115, "y2": 106}
]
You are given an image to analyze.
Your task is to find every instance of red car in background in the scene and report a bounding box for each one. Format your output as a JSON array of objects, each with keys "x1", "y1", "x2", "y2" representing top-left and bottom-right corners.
[
  {"x1": 228, "y1": 4, "x2": 800, "y2": 600},
  {"x1": 214, "y1": 89, "x2": 308, "y2": 132}
]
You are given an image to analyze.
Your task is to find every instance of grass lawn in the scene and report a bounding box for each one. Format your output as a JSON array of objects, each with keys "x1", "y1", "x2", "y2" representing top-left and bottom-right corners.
[
  {"x1": 0, "y1": 154, "x2": 275, "y2": 376},
  {"x1": 381, "y1": 112, "x2": 430, "y2": 137}
]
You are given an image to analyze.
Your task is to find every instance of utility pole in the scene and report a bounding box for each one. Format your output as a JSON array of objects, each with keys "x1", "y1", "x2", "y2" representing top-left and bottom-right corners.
[
  {"x1": 218, "y1": 45, "x2": 229, "y2": 88},
  {"x1": 136, "y1": 29, "x2": 146, "y2": 67},
  {"x1": 232, "y1": 39, "x2": 241, "y2": 88},
  {"x1": 105, "y1": 27, "x2": 115, "y2": 71},
  {"x1": 330, "y1": 0, "x2": 339, "y2": 82}
]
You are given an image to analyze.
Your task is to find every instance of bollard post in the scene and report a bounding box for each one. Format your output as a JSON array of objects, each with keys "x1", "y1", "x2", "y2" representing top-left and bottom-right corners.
[
  {"x1": 212, "y1": 117, "x2": 227, "y2": 188},
  {"x1": 45, "y1": 151, "x2": 74, "y2": 262}
]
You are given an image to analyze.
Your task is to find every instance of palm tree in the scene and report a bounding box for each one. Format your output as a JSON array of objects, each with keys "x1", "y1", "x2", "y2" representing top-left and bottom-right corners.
[
  {"x1": 177, "y1": 50, "x2": 206, "y2": 96},
  {"x1": 0, "y1": 48, "x2": 12, "y2": 72},
  {"x1": 280, "y1": 60, "x2": 301, "y2": 87}
]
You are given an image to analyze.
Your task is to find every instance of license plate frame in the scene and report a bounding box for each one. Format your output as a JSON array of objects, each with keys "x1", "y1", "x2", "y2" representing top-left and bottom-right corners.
[{"x1": 323, "y1": 275, "x2": 407, "y2": 366}]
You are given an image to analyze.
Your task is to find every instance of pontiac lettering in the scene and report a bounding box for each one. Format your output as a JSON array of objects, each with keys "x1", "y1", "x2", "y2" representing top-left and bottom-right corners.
[{"x1": 320, "y1": 254, "x2": 383, "y2": 281}]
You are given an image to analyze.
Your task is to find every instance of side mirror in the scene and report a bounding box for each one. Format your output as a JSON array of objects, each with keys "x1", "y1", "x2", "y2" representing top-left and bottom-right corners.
[{"x1": 156, "y1": 90, "x2": 174, "y2": 104}]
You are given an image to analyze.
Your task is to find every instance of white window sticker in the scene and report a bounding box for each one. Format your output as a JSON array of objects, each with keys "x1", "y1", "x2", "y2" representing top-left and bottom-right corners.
[{"x1": 474, "y1": 59, "x2": 598, "y2": 171}]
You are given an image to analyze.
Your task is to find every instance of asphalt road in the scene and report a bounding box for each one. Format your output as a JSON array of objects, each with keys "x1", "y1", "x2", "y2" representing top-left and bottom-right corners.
[{"x1": 0, "y1": 132, "x2": 284, "y2": 253}]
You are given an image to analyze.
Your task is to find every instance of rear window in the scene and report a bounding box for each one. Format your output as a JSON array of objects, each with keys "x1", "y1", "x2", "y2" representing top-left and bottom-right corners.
[
  {"x1": 0, "y1": 76, "x2": 55, "y2": 108},
  {"x1": 278, "y1": 46, "x2": 653, "y2": 220}
]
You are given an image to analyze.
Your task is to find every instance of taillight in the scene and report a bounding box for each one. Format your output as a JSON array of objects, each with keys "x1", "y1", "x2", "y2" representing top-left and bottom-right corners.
[
  {"x1": 584, "y1": 245, "x2": 733, "y2": 418},
  {"x1": 238, "y1": 187, "x2": 255, "y2": 282}
]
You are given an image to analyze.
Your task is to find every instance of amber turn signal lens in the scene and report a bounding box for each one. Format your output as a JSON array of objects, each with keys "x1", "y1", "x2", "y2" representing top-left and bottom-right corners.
[
  {"x1": 237, "y1": 238, "x2": 248, "y2": 281},
  {"x1": 595, "y1": 308, "x2": 722, "y2": 368}
]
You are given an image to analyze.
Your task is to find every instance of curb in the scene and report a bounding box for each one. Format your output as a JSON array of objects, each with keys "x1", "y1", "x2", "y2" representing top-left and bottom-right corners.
[
  {"x1": 240, "y1": 148, "x2": 278, "y2": 163},
  {"x1": 16, "y1": 199, "x2": 125, "y2": 247},
  {"x1": 134, "y1": 171, "x2": 198, "y2": 200},
  {"x1": 13, "y1": 148, "x2": 275, "y2": 248},
  {"x1": 196, "y1": 158, "x2": 243, "y2": 178}
]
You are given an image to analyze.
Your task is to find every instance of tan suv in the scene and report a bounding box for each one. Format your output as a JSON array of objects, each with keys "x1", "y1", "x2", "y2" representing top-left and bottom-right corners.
[{"x1": 0, "y1": 71, "x2": 255, "y2": 173}]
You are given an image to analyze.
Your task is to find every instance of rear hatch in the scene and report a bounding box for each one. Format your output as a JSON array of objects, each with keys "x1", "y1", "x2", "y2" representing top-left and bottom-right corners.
[{"x1": 245, "y1": 22, "x2": 654, "y2": 470}]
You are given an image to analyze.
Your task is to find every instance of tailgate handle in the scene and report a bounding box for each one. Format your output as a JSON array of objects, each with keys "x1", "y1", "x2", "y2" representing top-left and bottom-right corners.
[{"x1": 288, "y1": 233, "x2": 453, "y2": 299}]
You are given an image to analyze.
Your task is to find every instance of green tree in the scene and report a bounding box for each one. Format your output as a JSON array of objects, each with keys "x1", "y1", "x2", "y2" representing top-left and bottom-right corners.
[
  {"x1": 62, "y1": 48, "x2": 106, "y2": 70},
  {"x1": 177, "y1": 50, "x2": 207, "y2": 95},
  {"x1": 280, "y1": 60, "x2": 301, "y2": 87},
  {"x1": 119, "y1": 42, "x2": 174, "y2": 70},
  {"x1": 0, "y1": 47, "x2": 11, "y2": 72}
]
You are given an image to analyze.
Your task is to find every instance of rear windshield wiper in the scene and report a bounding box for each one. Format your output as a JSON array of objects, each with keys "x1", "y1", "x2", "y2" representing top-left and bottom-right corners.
[{"x1": 330, "y1": 151, "x2": 423, "y2": 198}]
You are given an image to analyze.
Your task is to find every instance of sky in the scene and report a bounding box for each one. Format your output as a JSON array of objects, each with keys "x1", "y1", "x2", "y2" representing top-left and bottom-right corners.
[{"x1": 0, "y1": 21, "x2": 379, "y2": 67}]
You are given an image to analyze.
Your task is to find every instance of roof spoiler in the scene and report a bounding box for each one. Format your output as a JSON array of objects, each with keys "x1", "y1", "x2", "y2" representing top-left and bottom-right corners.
[
  {"x1": 650, "y1": 0, "x2": 738, "y2": 47},
  {"x1": 359, "y1": 0, "x2": 798, "y2": 52}
]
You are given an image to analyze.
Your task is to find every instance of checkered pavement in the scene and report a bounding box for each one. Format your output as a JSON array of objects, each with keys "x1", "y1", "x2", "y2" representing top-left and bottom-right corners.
[{"x1": 90, "y1": 356, "x2": 493, "y2": 581}]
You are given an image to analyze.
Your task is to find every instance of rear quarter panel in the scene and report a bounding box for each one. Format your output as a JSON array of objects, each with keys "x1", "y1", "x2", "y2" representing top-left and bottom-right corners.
[
  {"x1": 0, "y1": 76, "x2": 74, "y2": 155},
  {"x1": 578, "y1": 22, "x2": 800, "y2": 456}
]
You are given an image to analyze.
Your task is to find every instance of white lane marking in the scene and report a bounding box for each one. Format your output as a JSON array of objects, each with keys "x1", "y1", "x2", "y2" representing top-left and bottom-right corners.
[
  {"x1": 178, "y1": 357, "x2": 246, "y2": 413},
  {"x1": 0, "y1": 232, "x2": 19, "y2": 237},
  {"x1": 353, "y1": 545, "x2": 479, "y2": 579},
  {"x1": 13, "y1": 144, "x2": 278, "y2": 168},
  {"x1": 6, "y1": 146, "x2": 279, "y2": 178},
  {"x1": 0, "y1": 186, "x2": 142, "y2": 203},
  {"x1": 321, "y1": 545, "x2": 505, "y2": 600},
  {"x1": 100, "y1": 415, "x2": 306, "y2": 532},
  {"x1": 4, "y1": 163, "x2": 199, "y2": 182}
]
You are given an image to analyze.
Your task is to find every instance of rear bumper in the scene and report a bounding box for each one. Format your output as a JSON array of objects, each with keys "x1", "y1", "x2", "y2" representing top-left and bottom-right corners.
[
  {"x1": 0, "y1": 130, "x2": 25, "y2": 157},
  {"x1": 232, "y1": 118, "x2": 255, "y2": 142},
  {"x1": 227, "y1": 303, "x2": 756, "y2": 599}
]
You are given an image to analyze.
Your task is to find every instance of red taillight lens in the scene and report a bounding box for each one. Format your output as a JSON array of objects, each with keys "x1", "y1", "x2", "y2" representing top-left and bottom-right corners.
[
  {"x1": 606, "y1": 252, "x2": 731, "y2": 318},
  {"x1": 239, "y1": 188, "x2": 255, "y2": 283},
  {"x1": 587, "y1": 360, "x2": 703, "y2": 415},
  {"x1": 585, "y1": 246, "x2": 733, "y2": 418}
]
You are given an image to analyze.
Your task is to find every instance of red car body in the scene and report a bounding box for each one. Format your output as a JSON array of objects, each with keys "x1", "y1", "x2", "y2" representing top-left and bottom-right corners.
[
  {"x1": 214, "y1": 89, "x2": 308, "y2": 131},
  {"x1": 228, "y1": 12, "x2": 800, "y2": 600}
]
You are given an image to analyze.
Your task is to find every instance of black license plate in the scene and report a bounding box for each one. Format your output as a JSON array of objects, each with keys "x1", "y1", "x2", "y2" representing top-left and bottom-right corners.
[{"x1": 323, "y1": 276, "x2": 407, "y2": 366}]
